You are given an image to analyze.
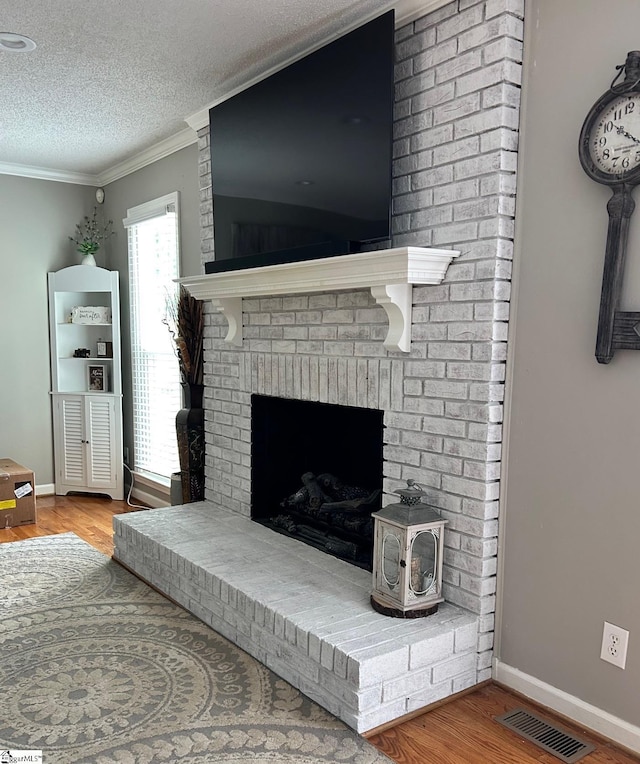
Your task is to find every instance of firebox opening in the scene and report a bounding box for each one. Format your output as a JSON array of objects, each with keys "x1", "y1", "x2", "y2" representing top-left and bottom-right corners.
[{"x1": 251, "y1": 395, "x2": 384, "y2": 570}]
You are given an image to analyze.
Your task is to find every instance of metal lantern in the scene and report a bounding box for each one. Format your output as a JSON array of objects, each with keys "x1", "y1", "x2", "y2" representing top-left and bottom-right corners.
[{"x1": 371, "y1": 479, "x2": 447, "y2": 617}]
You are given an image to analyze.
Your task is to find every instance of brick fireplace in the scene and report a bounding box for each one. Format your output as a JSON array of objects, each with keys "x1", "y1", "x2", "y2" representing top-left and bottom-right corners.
[{"x1": 115, "y1": 0, "x2": 523, "y2": 733}]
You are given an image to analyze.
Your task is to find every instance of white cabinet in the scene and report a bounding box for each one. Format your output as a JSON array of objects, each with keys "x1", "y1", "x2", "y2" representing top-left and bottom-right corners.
[
  {"x1": 48, "y1": 266, "x2": 123, "y2": 499},
  {"x1": 52, "y1": 394, "x2": 123, "y2": 497}
]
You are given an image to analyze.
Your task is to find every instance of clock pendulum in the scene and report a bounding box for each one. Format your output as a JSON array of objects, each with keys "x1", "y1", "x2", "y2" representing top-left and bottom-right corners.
[{"x1": 578, "y1": 51, "x2": 640, "y2": 363}]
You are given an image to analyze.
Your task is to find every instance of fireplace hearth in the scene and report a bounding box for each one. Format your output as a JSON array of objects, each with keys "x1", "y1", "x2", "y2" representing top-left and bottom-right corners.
[{"x1": 251, "y1": 395, "x2": 384, "y2": 568}]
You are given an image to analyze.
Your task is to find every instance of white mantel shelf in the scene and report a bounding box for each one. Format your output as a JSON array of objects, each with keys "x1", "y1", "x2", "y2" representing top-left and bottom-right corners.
[{"x1": 179, "y1": 246, "x2": 460, "y2": 353}]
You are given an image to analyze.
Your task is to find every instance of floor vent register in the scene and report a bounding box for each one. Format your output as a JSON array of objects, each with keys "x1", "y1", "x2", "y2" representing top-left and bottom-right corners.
[{"x1": 494, "y1": 708, "x2": 596, "y2": 763}]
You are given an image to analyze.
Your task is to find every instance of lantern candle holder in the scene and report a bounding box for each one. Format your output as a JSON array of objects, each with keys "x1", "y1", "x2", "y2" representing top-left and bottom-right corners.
[{"x1": 371, "y1": 479, "x2": 447, "y2": 618}]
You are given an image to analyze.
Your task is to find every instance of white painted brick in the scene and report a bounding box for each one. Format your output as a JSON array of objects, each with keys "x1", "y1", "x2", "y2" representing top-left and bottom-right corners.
[
  {"x1": 348, "y1": 644, "x2": 410, "y2": 688},
  {"x1": 393, "y1": 152, "x2": 432, "y2": 181},
  {"x1": 433, "y1": 178, "x2": 479, "y2": 205},
  {"x1": 409, "y1": 631, "x2": 454, "y2": 670},
  {"x1": 486, "y1": 0, "x2": 525, "y2": 19},
  {"x1": 458, "y1": 15, "x2": 524, "y2": 56},
  {"x1": 452, "y1": 670, "x2": 478, "y2": 694},
  {"x1": 414, "y1": 39, "x2": 457, "y2": 72},
  {"x1": 483, "y1": 36, "x2": 524, "y2": 66},
  {"x1": 477, "y1": 650, "x2": 493, "y2": 671},
  {"x1": 435, "y1": 5, "x2": 484, "y2": 42},
  {"x1": 455, "y1": 106, "x2": 519, "y2": 139},
  {"x1": 454, "y1": 621, "x2": 479, "y2": 653},
  {"x1": 477, "y1": 632, "x2": 494, "y2": 652},
  {"x1": 349, "y1": 698, "x2": 409, "y2": 734},
  {"x1": 395, "y1": 29, "x2": 436, "y2": 63},
  {"x1": 412, "y1": 81, "x2": 456, "y2": 113},
  {"x1": 414, "y1": 1, "x2": 458, "y2": 29},
  {"x1": 477, "y1": 667, "x2": 492, "y2": 683},
  {"x1": 402, "y1": 397, "x2": 445, "y2": 417},
  {"x1": 431, "y1": 652, "x2": 477, "y2": 684},
  {"x1": 406, "y1": 679, "x2": 454, "y2": 712},
  {"x1": 412, "y1": 123, "x2": 455, "y2": 152}
]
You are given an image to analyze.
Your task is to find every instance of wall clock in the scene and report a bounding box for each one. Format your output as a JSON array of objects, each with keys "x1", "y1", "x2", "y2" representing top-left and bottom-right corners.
[{"x1": 579, "y1": 50, "x2": 640, "y2": 363}]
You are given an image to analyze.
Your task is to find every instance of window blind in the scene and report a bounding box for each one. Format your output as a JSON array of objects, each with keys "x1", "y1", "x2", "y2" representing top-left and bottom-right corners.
[{"x1": 124, "y1": 193, "x2": 181, "y2": 480}]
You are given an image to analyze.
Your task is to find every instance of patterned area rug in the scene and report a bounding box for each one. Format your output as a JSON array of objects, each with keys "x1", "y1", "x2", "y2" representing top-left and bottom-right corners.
[{"x1": 0, "y1": 533, "x2": 392, "y2": 763}]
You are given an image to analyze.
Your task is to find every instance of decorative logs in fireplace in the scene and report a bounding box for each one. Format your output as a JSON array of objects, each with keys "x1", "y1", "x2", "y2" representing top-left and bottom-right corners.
[{"x1": 266, "y1": 471, "x2": 381, "y2": 569}]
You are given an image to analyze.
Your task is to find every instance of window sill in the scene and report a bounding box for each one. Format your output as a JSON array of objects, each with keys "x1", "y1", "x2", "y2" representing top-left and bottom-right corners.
[{"x1": 133, "y1": 470, "x2": 171, "y2": 495}]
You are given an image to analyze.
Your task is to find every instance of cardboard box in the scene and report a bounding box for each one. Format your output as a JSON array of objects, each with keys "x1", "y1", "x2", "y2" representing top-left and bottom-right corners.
[{"x1": 0, "y1": 458, "x2": 36, "y2": 528}]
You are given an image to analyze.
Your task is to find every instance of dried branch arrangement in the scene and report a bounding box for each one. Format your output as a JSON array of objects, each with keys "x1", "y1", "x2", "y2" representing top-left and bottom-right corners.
[{"x1": 164, "y1": 285, "x2": 204, "y2": 385}]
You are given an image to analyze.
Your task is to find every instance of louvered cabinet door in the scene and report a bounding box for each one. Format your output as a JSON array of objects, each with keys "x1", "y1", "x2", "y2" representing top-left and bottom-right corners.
[
  {"x1": 85, "y1": 395, "x2": 118, "y2": 491},
  {"x1": 56, "y1": 395, "x2": 86, "y2": 486}
]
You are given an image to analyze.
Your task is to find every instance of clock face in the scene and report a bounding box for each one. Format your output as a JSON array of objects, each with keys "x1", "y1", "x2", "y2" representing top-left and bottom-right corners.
[{"x1": 588, "y1": 94, "x2": 640, "y2": 177}]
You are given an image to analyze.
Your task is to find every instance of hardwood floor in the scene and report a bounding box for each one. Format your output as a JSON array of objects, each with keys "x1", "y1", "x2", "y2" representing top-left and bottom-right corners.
[
  {"x1": 2, "y1": 494, "x2": 638, "y2": 764},
  {"x1": 0, "y1": 493, "x2": 138, "y2": 556},
  {"x1": 367, "y1": 683, "x2": 639, "y2": 763}
]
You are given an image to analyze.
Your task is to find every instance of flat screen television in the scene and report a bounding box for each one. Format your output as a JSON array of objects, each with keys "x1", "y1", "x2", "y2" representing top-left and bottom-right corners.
[{"x1": 205, "y1": 11, "x2": 395, "y2": 274}]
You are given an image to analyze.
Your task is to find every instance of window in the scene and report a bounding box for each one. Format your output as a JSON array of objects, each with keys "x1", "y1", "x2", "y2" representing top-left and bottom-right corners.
[{"x1": 123, "y1": 193, "x2": 181, "y2": 481}]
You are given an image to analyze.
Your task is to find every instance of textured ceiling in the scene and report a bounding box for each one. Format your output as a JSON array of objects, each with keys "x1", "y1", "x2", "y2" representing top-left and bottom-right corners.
[{"x1": 1, "y1": 0, "x2": 408, "y2": 180}]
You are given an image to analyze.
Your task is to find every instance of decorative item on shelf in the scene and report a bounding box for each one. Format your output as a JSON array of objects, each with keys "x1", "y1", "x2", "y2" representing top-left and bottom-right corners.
[
  {"x1": 96, "y1": 339, "x2": 113, "y2": 358},
  {"x1": 73, "y1": 348, "x2": 91, "y2": 358},
  {"x1": 69, "y1": 206, "x2": 115, "y2": 266},
  {"x1": 165, "y1": 285, "x2": 205, "y2": 504},
  {"x1": 87, "y1": 364, "x2": 107, "y2": 392},
  {"x1": 71, "y1": 306, "x2": 111, "y2": 324},
  {"x1": 370, "y1": 479, "x2": 447, "y2": 618}
]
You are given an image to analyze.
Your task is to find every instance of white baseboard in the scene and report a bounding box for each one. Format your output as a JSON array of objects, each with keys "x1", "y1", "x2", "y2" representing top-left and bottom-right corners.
[
  {"x1": 493, "y1": 660, "x2": 640, "y2": 754},
  {"x1": 36, "y1": 482, "x2": 169, "y2": 509}
]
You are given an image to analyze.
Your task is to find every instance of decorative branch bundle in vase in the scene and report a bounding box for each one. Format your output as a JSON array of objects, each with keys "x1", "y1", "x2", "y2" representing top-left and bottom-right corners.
[
  {"x1": 165, "y1": 286, "x2": 205, "y2": 504},
  {"x1": 165, "y1": 285, "x2": 204, "y2": 388},
  {"x1": 69, "y1": 207, "x2": 115, "y2": 266}
]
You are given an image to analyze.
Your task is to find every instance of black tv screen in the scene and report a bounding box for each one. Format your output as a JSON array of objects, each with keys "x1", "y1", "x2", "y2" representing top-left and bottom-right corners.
[{"x1": 206, "y1": 11, "x2": 394, "y2": 274}]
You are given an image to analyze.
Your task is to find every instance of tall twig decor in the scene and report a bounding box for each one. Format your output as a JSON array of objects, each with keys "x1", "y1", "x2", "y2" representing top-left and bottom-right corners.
[{"x1": 164, "y1": 285, "x2": 204, "y2": 386}]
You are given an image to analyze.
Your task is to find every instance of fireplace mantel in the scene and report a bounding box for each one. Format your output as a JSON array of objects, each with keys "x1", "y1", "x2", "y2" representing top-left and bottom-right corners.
[{"x1": 179, "y1": 246, "x2": 459, "y2": 352}]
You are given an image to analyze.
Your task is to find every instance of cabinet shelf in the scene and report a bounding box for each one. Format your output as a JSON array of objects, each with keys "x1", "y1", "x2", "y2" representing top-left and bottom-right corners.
[
  {"x1": 59, "y1": 356, "x2": 114, "y2": 361},
  {"x1": 57, "y1": 322, "x2": 112, "y2": 326}
]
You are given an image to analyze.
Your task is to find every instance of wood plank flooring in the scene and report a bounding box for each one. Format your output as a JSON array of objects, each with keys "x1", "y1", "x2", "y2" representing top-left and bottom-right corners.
[
  {"x1": 2, "y1": 494, "x2": 638, "y2": 764},
  {"x1": 0, "y1": 493, "x2": 139, "y2": 556},
  {"x1": 367, "y1": 683, "x2": 639, "y2": 763}
]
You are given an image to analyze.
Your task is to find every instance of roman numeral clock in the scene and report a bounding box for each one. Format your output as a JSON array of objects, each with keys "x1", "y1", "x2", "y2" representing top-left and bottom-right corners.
[{"x1": 579, "y1": 51, "x2": 640, "y2": 363}]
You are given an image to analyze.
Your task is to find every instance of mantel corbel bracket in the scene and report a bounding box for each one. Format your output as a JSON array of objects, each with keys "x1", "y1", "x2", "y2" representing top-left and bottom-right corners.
[
  {"x1": 210, "y1": 297, "x2": 243, "y2": 346},
  {"x1": 370, "y1": 284, "x2": 413, "y2": 353}
]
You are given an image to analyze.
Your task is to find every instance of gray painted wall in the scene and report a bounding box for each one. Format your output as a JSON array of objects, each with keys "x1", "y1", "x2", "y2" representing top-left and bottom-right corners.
[
  {"x1": 0, "y1": 175, "x2": 93, "y2": 484},
  {"x1": 0, "y1": 145, "x2": 199, "y2": 491},
  {"x1": 501, "y1": 0, "x2": 640, "y2": 726},
  {"x1": 103, "y1": 143, "x2": 201, "y2": 479}
]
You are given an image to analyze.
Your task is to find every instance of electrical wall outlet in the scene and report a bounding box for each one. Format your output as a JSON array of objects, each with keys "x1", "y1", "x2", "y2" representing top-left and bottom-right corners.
[{"x1": 600, "y1": 621, "x2": 629, "y2": 669}]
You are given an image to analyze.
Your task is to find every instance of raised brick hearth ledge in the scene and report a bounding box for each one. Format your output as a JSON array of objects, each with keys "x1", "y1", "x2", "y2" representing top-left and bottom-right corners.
[{"x1": 113, "y1": 502, "x2": 479, "y2": 732}]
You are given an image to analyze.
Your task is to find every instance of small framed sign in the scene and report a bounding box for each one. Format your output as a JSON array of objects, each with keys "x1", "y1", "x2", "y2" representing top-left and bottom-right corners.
[
  {"x1": 88, "y1": 364, "x2": 107, "y2": 392},
  {"x1": 96, "y1": 340, "x2": 113, "y2": 358}
]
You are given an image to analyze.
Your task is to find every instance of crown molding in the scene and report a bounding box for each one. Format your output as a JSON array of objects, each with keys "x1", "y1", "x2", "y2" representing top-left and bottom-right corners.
[
  {"x1": 0, "y1": 127, "x2": 197, "y2": 187},
  {"x1": 184, "y1": 0, "x2": 451, "y2": 134},
  {"x1": 0, "y1": 161, "x2": 98, "y2": 185},
  {"x1": 95, "y1": 127, "x2": 197, "y2": 186}
]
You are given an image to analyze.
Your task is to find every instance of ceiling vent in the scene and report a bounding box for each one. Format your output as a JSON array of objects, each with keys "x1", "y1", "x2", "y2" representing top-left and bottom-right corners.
[{"x1": 494, "y1": 708, "x2": 596, "y2": 763}]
